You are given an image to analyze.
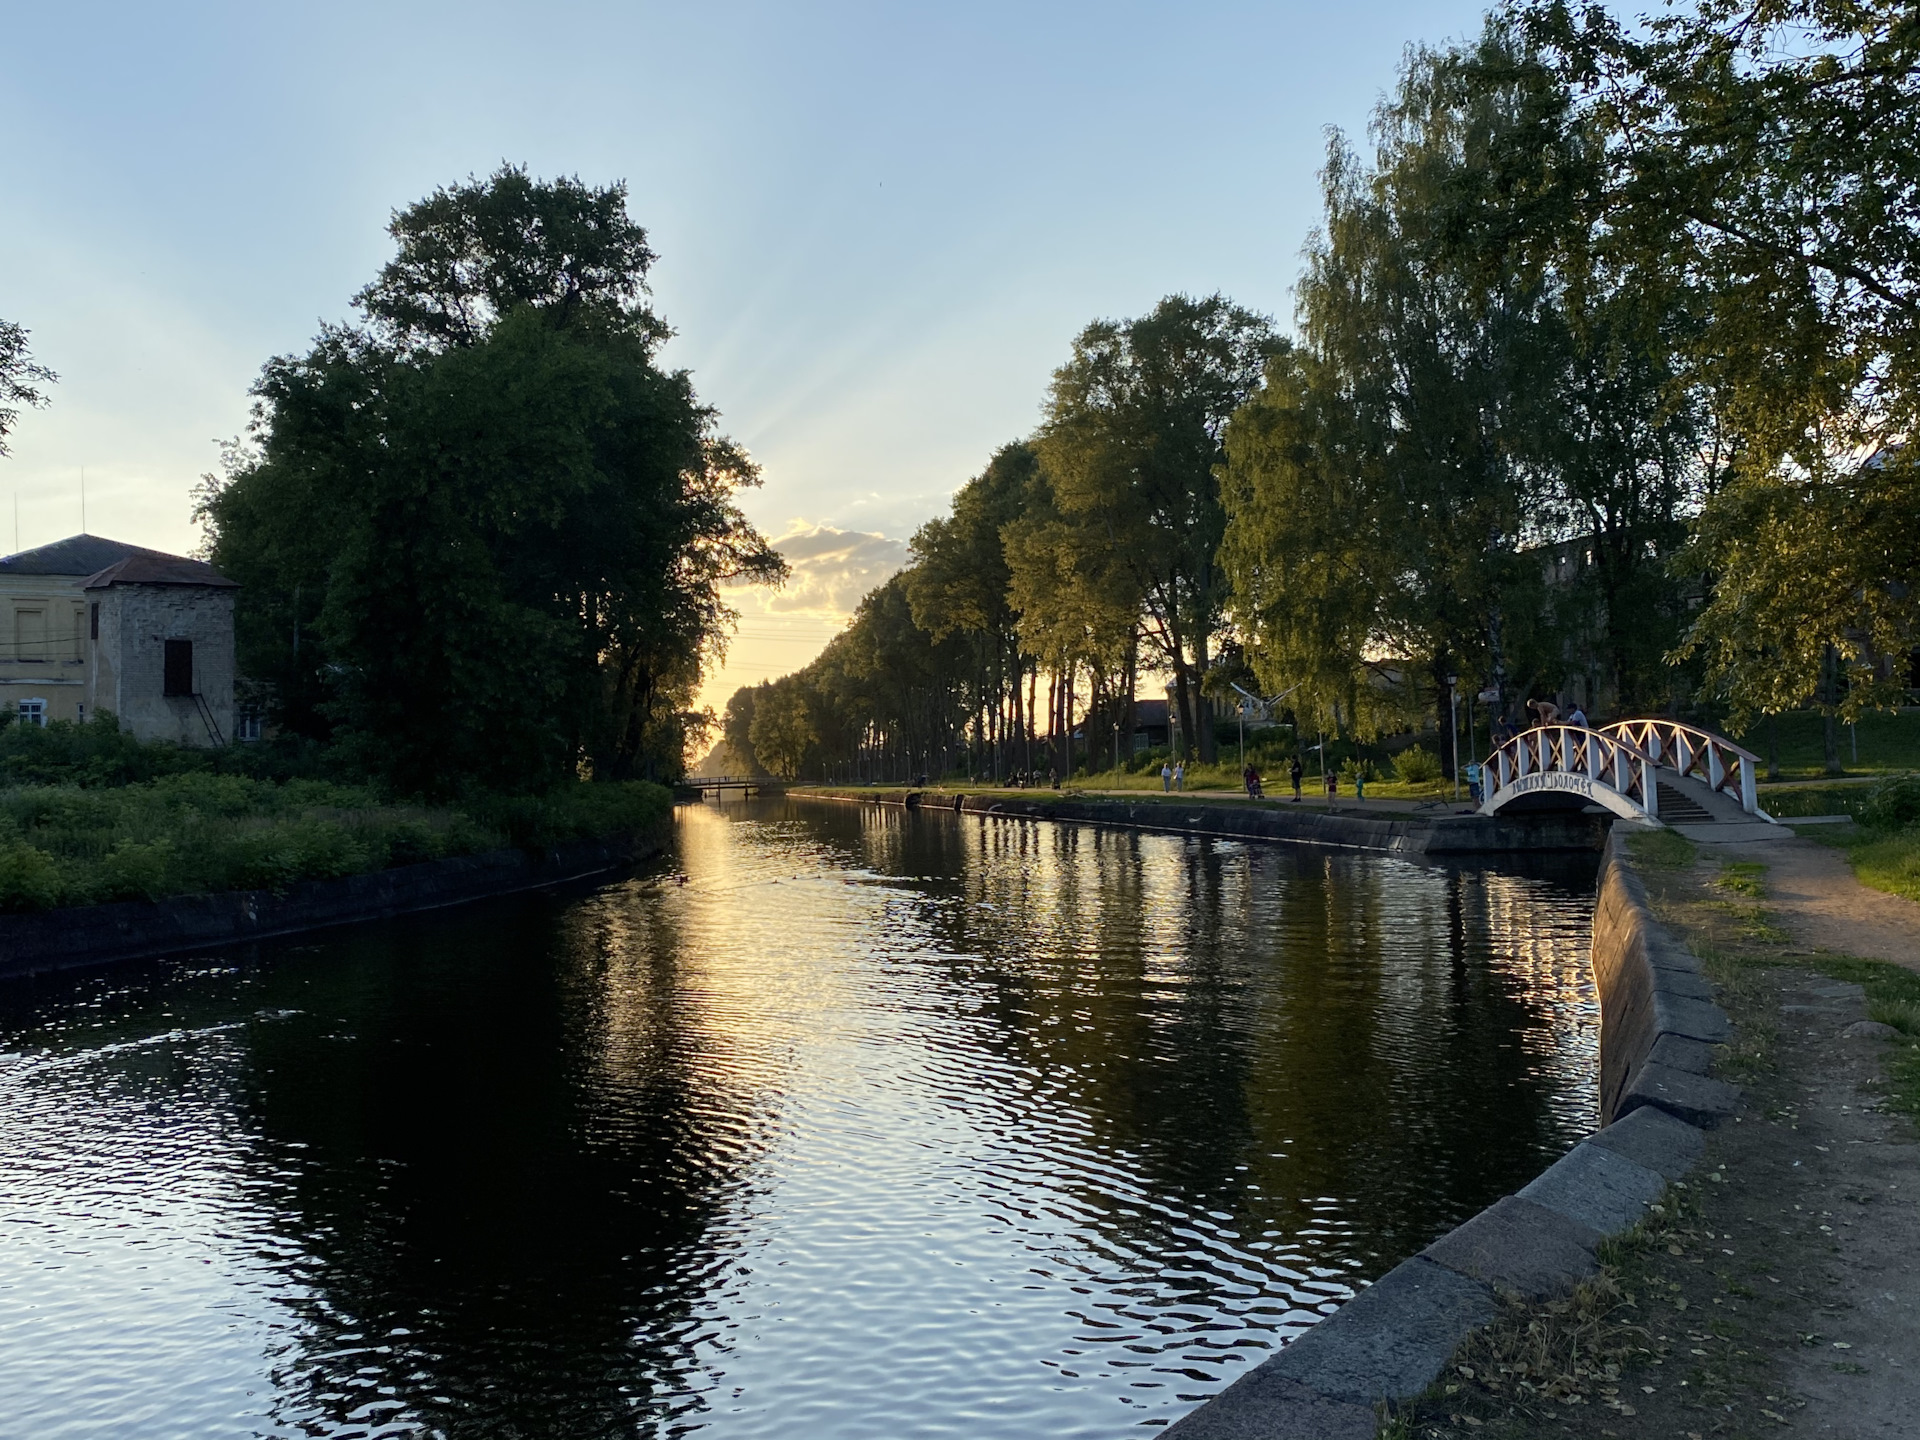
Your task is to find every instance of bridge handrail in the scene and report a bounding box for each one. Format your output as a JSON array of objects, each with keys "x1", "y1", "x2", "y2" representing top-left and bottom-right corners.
[
  {"x1": 684, "y1": 775, "x2": 770, "y2": 786},
  {"x1": 1597, "y1": 718, "x2": 1763, "y2": 815},
  {"x1": 1481, "y1": 725, "x2": 1662, "y2": 817}
]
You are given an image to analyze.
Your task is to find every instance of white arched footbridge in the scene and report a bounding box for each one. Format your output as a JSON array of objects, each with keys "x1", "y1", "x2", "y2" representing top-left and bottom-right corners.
[{"x1": 1478, "y1": 719, "x2": 1777, "y2": 826}]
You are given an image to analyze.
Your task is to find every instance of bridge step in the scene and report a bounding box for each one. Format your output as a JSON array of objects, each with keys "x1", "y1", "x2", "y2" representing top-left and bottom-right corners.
[{"x1": 1656, "y1": 782, "x2": 1714, "y2": 824}]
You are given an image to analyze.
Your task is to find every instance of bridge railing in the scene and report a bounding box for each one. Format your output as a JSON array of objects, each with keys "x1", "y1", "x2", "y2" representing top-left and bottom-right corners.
[
  {"x1": 1483, "y1": 725, "x2": 1660, "y2": 817},
  {"x1": 1599, "y1": 719, "x2": 1764, "y2": 816}
]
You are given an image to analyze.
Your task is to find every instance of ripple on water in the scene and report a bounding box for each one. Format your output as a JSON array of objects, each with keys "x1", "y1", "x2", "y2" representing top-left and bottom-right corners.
[{"x1": 0, "y1": 799, "x2": 1598, "y2": 1439}]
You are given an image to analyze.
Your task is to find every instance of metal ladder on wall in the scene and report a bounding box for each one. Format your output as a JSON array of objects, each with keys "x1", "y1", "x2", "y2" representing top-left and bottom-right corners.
[{"x1": 191, "y1": 693, "x2": 226, "y2": 747}]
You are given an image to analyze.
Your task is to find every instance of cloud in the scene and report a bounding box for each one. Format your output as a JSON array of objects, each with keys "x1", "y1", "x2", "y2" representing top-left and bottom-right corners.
[{"x1": 738, "y1": 522, "x2": 911, "y2": 617}]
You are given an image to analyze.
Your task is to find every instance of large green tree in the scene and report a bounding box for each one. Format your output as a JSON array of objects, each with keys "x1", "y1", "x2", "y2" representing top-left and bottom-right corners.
[
  {"x1": 1222, "y1": 22, "x2": 1707, "y2": 769},
  {"x1": 200, "y1": 167, "x2": 784, "y2": 795},
  {"x1": 1522, "y1": 0, "x2": 1920, "y2": 722},
  {"x1": 1037, "y1": 294, "x2": 1281, "y2": 763}
]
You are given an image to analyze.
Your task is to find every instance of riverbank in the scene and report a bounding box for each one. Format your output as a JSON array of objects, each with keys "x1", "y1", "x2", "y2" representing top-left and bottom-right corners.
[
  {"x1": 0, "y1": 826, "x2": 669, "y2": 979},
  {"x1": 1381, "y1": 828, "x2": 1920, "y2": 1436},
  {"x1": 788, "y1": 784, "x2": 1609, "y2": 855},
  {"x1": 1163, "y1": 827, "x2": 1735, "y2": 1438}
]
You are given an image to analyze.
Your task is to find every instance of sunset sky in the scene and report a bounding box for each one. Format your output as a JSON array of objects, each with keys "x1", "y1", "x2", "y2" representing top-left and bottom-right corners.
[{"x1": 1, "y1": 0, "x2": 1489, "y2": 712}]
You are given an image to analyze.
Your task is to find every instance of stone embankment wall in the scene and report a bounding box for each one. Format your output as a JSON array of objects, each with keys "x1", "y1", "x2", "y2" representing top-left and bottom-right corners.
[
  {"x1": 1162, "y1": 829, "x2": 1740, "y2": 1439},
  {"x1": 795, "y1": 787, "x2": 1607, "y2": 855},
  {"x1": 0, "y1": 831, "x2": 665, "y2": 980}
]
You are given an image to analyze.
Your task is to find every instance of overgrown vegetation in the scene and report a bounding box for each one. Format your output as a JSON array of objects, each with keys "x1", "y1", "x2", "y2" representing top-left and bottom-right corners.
[{"x1": 0, "y1": 719, "x2": 670, "y2": 914}]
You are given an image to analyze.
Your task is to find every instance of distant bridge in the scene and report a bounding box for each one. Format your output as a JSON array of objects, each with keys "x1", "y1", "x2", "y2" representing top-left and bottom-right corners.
[
  {"x1": 681, "y1": 775, "x2": 781, "y2": 799},
  {"x1": 1478, "y1": 719, "x2": 1776, "y2": 827}
]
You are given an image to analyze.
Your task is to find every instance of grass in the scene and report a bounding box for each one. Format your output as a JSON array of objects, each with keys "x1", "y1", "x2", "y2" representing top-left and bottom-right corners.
[
  {"x1": 1729, "y1": 706, "x2": 1920, "y2": 780},
  {"x1": 1625, "y1": 826, "x2": 1698, "y2": 870},
  {"x1": 0, "y1": 773, "x2": 671, "y2": 913},
  {"x1": 1759, "y1": 781, "x2": 1880, "y2": 818}
]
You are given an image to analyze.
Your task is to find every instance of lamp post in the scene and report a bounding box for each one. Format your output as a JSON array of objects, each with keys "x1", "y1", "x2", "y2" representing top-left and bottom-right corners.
[{"x1": 1447, "y1": 673, "x2": 1460, "y2": 801}]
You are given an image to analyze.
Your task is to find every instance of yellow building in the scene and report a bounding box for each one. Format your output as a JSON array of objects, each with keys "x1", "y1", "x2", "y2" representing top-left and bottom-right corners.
[{"x1": 0, "y1": 534, "x2": 238, "y2": 745}]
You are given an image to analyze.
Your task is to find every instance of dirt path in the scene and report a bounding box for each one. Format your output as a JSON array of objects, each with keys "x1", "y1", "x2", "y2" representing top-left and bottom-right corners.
[
  {"x1": 1717, "y1": 833, "x2": 1920, "y2": 973},
  {"x1": 1399, "y1": 836, "x2": 1920, "y2": 1440}
]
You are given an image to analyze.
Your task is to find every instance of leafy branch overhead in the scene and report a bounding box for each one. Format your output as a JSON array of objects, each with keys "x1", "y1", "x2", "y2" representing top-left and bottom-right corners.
[{"x1": 0, "y1": 320, "x2": 57, "y2": 459}]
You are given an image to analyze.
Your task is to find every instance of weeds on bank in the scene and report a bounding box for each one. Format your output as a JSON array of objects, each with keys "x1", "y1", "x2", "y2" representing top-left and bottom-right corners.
[
  {"x1": 0, "y1": 774, "x2": 670, "y2": 912},
  {"x1": 1626, "y1": 828, "x2": 1696, "y2": 870}
]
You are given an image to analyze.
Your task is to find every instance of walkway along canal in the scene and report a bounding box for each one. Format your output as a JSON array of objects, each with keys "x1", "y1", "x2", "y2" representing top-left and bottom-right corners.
[{"x1": 0, "y1": 797, "x2": 1602, "y2": 1438}]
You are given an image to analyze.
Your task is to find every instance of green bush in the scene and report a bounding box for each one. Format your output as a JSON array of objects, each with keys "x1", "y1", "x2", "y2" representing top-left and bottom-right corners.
[
  {"x1": 1394, "y1": 747, "x2": 1443, "y2": 783},
  {"x1": 0, "y1": 843, "x2": 63, "y2": 912},
  {"x1": 1860, "y1": 773, "x2": 1920, "y2": 831}
]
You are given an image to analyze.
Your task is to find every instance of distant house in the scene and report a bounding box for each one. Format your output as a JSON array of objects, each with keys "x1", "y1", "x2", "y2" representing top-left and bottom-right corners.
[
  {"x1": 1132, "y1": 698, "x2": 1171, "y2": 751},
  {"x1": 0, "y1": 534, "x2": 239, "y2": 746}
]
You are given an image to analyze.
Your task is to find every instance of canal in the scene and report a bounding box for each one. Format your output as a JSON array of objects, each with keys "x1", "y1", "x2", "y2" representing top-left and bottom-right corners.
[{"x1": 0, "y1": 798, "x2": 1600, "y2": 1439}]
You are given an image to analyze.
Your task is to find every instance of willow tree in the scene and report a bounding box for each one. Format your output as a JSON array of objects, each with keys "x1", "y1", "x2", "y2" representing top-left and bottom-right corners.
[
  {"x1": 200, "y1": 167, "x2": 784, "y2": 794},
  {"x1": 1036, "y1": 295, "x2": 1280, "y2": 764}
]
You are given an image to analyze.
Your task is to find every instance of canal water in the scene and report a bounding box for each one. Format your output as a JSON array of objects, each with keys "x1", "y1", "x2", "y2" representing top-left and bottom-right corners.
[{"x1": 0, "y1": 799, "x2": 1600, "y2": 1439}]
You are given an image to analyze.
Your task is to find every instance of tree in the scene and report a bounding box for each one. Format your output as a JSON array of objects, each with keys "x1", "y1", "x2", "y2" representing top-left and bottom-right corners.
[
  {"x1": 1521, "y1": 0, "x2": 1920, "y2": 719},
  {"x1": 905, "y1": 443, "x2": 1035, "y2": 779},
  {"x1": 0, "y1": 320, "x2": 56, "y2": 458},
  {"x1": 748, "y1": 679, "x2": 817, "y2": 781},
  {"x1": 199, "y1": 167, "x2": 784, "y2": 795},
  {"x1": 1037, "y1": 294, "x2": 1282, "y2": 763},
  {"x1": 1221, "y1": 22, "x2": 1708, "y2": 767},
  {"x1": 722, "y1": 684, "x2": 766, "y2": 775}
]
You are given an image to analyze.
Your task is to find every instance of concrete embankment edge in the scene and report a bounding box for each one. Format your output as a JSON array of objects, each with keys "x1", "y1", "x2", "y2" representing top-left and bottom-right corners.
[
  {"x1": 792, "y1": 787, "x2": 1607, "y2": 855},
  {"x1": 1159, "y1": 826, "x2": 1739, "y2": 1438},
  {"x1": 0, "y1": 829, "x2": 667, "y2": 980}
]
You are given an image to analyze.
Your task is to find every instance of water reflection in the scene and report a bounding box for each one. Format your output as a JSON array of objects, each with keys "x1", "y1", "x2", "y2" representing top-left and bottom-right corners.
[{"x1": 0, "y1": 798, "x2": 1598, "y2": 1438}]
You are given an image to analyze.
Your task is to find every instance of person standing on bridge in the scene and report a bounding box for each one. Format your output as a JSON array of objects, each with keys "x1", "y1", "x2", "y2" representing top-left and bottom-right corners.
[{"x1": 1568, "y1": 703, "x2": 1589, "y2": 729}]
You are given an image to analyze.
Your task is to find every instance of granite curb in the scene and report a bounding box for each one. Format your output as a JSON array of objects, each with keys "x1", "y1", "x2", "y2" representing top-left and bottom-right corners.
[{"x1": 1161, "y1": 827, "x2": 1738, "y2": 1438}]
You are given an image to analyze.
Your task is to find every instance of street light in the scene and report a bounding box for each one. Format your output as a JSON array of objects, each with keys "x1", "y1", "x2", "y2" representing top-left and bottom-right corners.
[{"x1": 1447, "y1": 673, "x2": 1460, "y2": 801}]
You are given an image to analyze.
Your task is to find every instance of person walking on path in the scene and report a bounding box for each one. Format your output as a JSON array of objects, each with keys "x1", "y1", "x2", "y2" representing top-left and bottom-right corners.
[
  {"x1": 1289, "y1": 757, "x2": 1303, "y2": 802},
  {"x1": 1160, "y1": 761, "x2": 1172, "y2": 792},
  {"x1": 1324, "y1": 769, "x2": 1337, "y2": 803},
  {"x1": 1172, "y1": 761, "x2": 1185, "y2": 792}
]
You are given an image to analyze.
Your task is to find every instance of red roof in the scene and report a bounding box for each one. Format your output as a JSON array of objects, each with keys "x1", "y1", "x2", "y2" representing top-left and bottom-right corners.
[{"x1": 83, "y1": 554, "x2": 238, "y2": 590}]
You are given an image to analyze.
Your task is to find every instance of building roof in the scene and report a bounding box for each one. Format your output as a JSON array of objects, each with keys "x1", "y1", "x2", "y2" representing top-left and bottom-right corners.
[
  {"x1": 0, "y1": 533, "x2": 189, "y2": 577},
  {"x1": 83, "y1": 553, "x2": 237, "y2": 590}
]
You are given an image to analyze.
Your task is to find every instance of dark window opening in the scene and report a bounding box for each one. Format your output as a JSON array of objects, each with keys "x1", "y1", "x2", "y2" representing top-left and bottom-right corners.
[
  {"x1": 89, "y1": 603, "x2": 99, "y2": 640},
  {"x1": 163, "y1": 639, "x2": 194, "y2": 697}
]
